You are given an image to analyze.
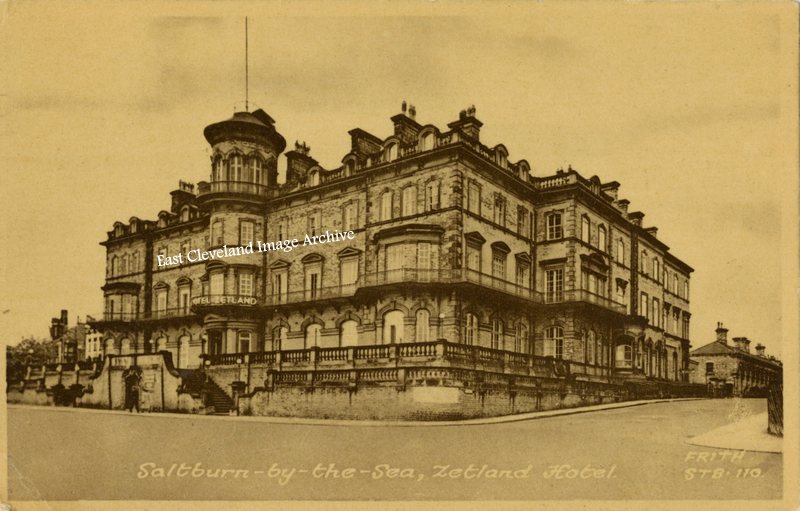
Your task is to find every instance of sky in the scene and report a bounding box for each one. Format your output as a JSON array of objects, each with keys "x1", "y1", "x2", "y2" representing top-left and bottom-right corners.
[{"x1": 0, "y1": 2, "x2": 796, "y2": 357}]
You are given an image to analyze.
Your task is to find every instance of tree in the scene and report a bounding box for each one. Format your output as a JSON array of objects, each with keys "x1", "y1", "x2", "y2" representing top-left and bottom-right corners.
[{"x1": 5, "y1": 336, "x2": 57, "y2": 383}]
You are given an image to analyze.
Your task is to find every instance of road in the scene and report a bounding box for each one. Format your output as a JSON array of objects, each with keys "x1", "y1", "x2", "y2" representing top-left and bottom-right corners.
[{"x1": 7, "y1": 399, "x2": 781, "y2": 501}]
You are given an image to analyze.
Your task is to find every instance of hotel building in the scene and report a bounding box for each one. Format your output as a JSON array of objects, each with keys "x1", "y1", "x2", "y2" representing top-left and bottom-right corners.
[{"x1": 90, "y1": 103, "x2": 695, "y2": 402}]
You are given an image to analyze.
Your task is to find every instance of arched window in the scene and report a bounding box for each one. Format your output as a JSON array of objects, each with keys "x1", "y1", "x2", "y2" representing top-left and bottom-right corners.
[
  {"x1": 340, "y1": 320, "x2": 358, "y2": 347},
  {"x1": 272, "y1": 326, "x2": 288, "y2": 351},
  {"x1": 237, "y1": 331, "x2": 251, "y2": 354},
  {"x1": 120, "y1": 255, "x2": 128, "y2": 275},
  {"x1": 386, "y1": 143, "x2": 398, "y2": 162},
  {"x1": 120, "y1": 337, "x2": 132, "y2": 355},
  {"x1": 415, "y1": 309, "x2": 430, "y2": 342},
  {"x1": 381, "y1": 191, "x2": 393, "y2": 221},
  {"x1": 104, "y1": 338, "x2": 118, "y2": 356},
  {"x1": 383, "y1": 310, "x2": 404, "y2": 344},
  {"x1": 598, "y1": 225, "x2": 607, "y2": 251},
  {"x1": 111, "y1": 256, "x2": 118, "y2": 277},
  {"x1": 491, "y1": 318, "x2": 504, "y2": 350},
  {"x1": 305, "y1": 324, "x2": 322, "y2": 348},
  {"x1": 653, "y1": 258, "x2": 660, "y2": 282},
  {"x1": 616, "y1": 344, "x2": 632, "y2": 368},
  {"x1": 464, "y1": 313, "x2": 478, "y2": 345},
  {"x1": 420, "y1": 132, "x2": 434, "y2": 152},
  {"x1": 229, "y1": 155, "x2": 243, "y2": 181},
  {"x1": 616, "y1": 239, "x2": 625, "y2": 264},
  {"x1": 544, "y1": 326, "x2": 564, "y2": 358},
  {"x1": 308, "y1": 170, "x2": 319, "y2": 187}
]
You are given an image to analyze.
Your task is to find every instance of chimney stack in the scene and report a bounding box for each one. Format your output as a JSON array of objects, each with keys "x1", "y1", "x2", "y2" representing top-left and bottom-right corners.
[
  {"x1": 755, "y1": 343, "x2": 766, "y2": 357},
  {"x1": 733, "y1": 336, "x2": 751, "y2": 353},
  {"x1": 715, "y1": 322, "x2": 728, "y2": 344}
]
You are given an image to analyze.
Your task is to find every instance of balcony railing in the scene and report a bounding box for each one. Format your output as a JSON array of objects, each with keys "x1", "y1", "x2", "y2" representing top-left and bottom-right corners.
[
  {"x1": 89, "y1": 307, "x2": 196, "y2": 323},
  {"x1": 200, "y1": 339, "x2": 570, "y2": 380},
  {"x1": 196, "y1": 180, "x2": 268, "y2": 197},
  {"x1": 543, "y1": 289, "x2": 626, "y2": 314},
  {"x1": 364, "y1": 268, "x2": 540, "y2": 302},
  {"x1": 263, "y1": 284, "x2": 357, "y2": 306},
  {"x1": 191, "y1": 294, "x2": 259, "y2": 307}
]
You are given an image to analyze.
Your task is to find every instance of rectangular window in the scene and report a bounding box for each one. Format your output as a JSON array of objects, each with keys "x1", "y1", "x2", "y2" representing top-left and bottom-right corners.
[
  {"x1": 209, "y1": 273, "x2": 224, "y2": 295},
  {"x1": 491, "y1": 252, "x2": 506, "y2": 280},
  {"x1": 546, "y1": 213, "x2": 563, "y2": 240},
  {"x1": 307, "y1": 212, "x2": 320, "y2": 236},
  {"x1": 617, "y1": 239, "x2": 625, "y2": 265},
  {"x1": 386, "y1": 243, "x2": 403, "y2": 272},
  {"x1": 494, "y1": 195, "x2": 506, "y2": 226},
  {"x1": 342, "y1": 203, "x2": 357, "y2": 231},
  {"x1": 425, "y1": 181, "x2": 440, "y2": 211},
  {"x1": 340, "y1": 258, "x2": 358, "y2": 286},
  {"x1": 305, "y1": 267, "x2": 321, "y2": 300},
  {"x1": 239, "y1": 273, "x2": 253, "y2": 297},
  {"x1": 466, "y1": 244, "x2": 481, "y2": 272},
  {"x1": 402, "y1": 186, "x2": 417, "y2": 216},
  {"x1": 212, "y1": 221, "x2": 223, "y2": 245},
  {"x1": 653, "y1": 298, "x2": 660, "y2": 327},
  {"x1": 271, "y1": 272, "x2": 287, "y2": 302},
  {"x1": 240, "y1": 221, "x2": 254, "y2": 245},
  {"x1": 517, "y1": 206, "x2": 529, "y2": 237},
  {"x1": 684, "y1": 281, "x2": 689, "y2": 300},
  {"x1": 179, "y1": 288, "x2": 190, "y2": 313},
  {"x1": 545, "y1": 268, "x2": 564, "y2": 303},
  {"x1": 515, "y1": 263, "x2": 529, "y2": 287},
  {"x1": 381, "y1": 192, "x2": 393, "y2": 221},
  {"x1": 616, "y1": 280, "x2": 626, "y2": 303},
  {"x1": 468, "y1": 182, "x2": 481, "y2": 215},
  {"x1": 706, "y1": 362, "x2": 714, "y2": 374},
  {"x1": 581, "y1": 216, "x2": 590, "y2": 243},
  {"x1": 156, "y1": 291, "x2": 167, "y2": 313},
  {"x1": 417, "y1": 242, "x2": 431, "y2": 270},
  {"x1": 640, "y1": 292, "x2": 648, "y2": 319}
]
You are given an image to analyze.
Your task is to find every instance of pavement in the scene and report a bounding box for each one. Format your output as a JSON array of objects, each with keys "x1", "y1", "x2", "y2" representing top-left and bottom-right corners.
[
  {"x1": 686, "y1": 412, "x2": 782, "y2": 454},
  {"x1": 7, "y1": 397, "x2": 702, "y2": 427},
  {"x1": 7, "y1": 398, "x2": 782, "y2": 501}
]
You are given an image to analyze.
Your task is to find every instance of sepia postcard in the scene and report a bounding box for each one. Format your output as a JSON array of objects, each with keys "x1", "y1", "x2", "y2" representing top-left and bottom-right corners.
[{"x1": 1, "y1": 1, "x2": 798, "y2": 510}]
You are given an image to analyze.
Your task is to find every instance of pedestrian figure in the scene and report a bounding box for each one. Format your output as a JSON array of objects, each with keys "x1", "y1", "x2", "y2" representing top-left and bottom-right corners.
[{"x1": 124, "y1": 368, "x2": 141, "y2": 413}]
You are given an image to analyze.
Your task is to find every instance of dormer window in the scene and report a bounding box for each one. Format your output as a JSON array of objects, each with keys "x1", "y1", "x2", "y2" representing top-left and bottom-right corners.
[
  {"x1": 420, "y1": 132, "x2": 434, "y2": 152},
  {"x1": 386, "y1": 143, "x2": 398, "y2": 162}
]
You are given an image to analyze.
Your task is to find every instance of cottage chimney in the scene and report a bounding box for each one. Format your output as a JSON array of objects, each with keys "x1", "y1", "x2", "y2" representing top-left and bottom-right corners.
[
  {"x1": 755, "y1": 343, "x2": 766, "y2": 357},
  {"x1": 715, "y1": 322, "x2": 728, "y2": 344},
  {"x1": 732, "y1": 336, "x2": 750, "y2": 352}
]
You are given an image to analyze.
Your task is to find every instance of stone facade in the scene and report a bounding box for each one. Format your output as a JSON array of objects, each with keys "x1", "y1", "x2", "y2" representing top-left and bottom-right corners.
[
  {"x1": 88, "y1": 104, "x2": 696, "y2": 417},
  {"x1": 689, "y1": 322, "x2": 782, "y2": 397}
]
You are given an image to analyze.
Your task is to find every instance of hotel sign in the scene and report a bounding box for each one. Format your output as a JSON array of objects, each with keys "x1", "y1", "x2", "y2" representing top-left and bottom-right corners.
[{"x1": 191, "y1": 296, "x2": 258, "y2": 306}]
